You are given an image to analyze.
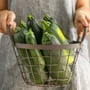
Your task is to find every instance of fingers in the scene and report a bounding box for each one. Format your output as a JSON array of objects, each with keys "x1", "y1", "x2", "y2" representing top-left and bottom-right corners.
[
  {"x1": 74, "y1": 9, "x2": 90, "y2": 36},
  {"x1": 79, "y1": 15, "x2": 88, "y2": 26},
  {"x1": 0, "y1": 10, "x2": 16, "y2": 34},
  {"x1": 75, "y1": 21, "x2": 84, "y2": 37},
  {"x1": 6, "y1": 11, "x2": 16, "y2": 34},
  {"x1": 10, "y1": 21, "x2": 16, "y2": 34},
  {"x1": 7, "y1": 11, "x2": 16, "y2": 25},
  {"x1": 75, "y1": 10, "x2": 89, "y2": 27}
]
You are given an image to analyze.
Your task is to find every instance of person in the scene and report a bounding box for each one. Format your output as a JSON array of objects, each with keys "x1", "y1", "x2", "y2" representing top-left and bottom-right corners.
[{"x1": 0, "y1": 0, "x2": 90, "y2": 90}]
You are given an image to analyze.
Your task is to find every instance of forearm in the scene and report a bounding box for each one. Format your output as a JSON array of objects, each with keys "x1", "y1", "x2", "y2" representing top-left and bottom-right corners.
[
  {"x1": 0, "y1": 0, "x2": 8, "y2": 10},
  {"x1": 76, "y1": 0, "x2": 90, "y2": 9}
]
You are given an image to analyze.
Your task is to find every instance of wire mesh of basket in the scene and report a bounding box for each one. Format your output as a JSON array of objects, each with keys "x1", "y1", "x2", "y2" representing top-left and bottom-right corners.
[{"x1": 8, "y1": 27, "x2": 88, "y2": 87}]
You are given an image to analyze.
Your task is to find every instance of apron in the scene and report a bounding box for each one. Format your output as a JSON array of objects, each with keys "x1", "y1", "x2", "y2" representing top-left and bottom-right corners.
[{"x1": 0, "y1": 0, "x2": 90, "y2": 90}]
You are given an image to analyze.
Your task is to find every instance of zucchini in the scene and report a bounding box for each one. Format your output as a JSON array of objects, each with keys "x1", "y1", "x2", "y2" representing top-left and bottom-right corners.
[
  {"x1": 13, "y1": 22, "x2": 32, "y2": 79},
  {"x1": 25, "y1": 29, "x2": 48, "y2": 84},
  {"x1": 43, "y1": 14, "x2": 57, "y2": 24},
  {"x1": 41, "y1": 20, "x2": 74, "y2": 65},
  {"x1": 14, "y1": 20, "x2": 27, "y2": 43},
  {"x1": 14, "y1": 27, "x2": 25, "y2": 43},
  {"x1": 27, "y1": 14, "x2": 43, "y2": 44},
  {"x1": 42, "y1": 32, "x2": 71, "y2": 85}
]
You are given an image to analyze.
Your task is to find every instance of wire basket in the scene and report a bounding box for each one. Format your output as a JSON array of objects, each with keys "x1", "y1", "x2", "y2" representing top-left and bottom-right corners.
[{"x1": 8, "y1": 27, "x2": 87, "y2": 87}]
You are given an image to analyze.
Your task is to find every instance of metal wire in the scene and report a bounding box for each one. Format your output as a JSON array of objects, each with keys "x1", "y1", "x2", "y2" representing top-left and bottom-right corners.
[{"x1": 13, "y1": 43, "x2": 81, "y2": 87}]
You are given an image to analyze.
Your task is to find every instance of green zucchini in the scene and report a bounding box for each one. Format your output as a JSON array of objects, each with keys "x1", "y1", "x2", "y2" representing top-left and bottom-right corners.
[
  {"x1": 13, "y1": 22, "x2": 32, "y2": 79},
  {"x1": 42, "y1": 32, "x2": 72, "y2": 85},
  {"x1": 41, "y1": 20, "x2": 74, "y2": 65},
  {"x1": 43, "y1": 14, "x2": 58, "y2": 24},
  {"x1": 27, "y1": 14, "x2": 43, "y2": 44},
  {"x1": 25, "y1": 29, "x2": 48, "y2": 84}
]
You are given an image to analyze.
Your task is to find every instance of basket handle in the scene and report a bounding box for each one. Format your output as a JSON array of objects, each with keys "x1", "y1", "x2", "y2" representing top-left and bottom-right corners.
[
  {"x1": 8, "y1": 26, "x2": 15, "y2": 47},
  {"x1": 76, "y1": 27, "x2": 88, "y2": 43}
]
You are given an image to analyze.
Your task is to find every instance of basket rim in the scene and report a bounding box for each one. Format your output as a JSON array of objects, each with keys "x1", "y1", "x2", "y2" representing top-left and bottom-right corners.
[{"x1": 15, "y1": 43, "x2": 82, "y2": 50}]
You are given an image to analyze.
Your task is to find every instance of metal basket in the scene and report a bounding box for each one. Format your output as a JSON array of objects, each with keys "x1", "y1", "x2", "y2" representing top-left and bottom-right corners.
[{"x1": 8, "y1": 27, "x2": 87, "y2": 87}]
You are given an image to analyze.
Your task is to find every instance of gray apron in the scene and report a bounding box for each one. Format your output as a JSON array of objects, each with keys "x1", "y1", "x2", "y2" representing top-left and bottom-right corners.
[{"x1": 0, "y1": 0, "x2": 90, "y2": 90}]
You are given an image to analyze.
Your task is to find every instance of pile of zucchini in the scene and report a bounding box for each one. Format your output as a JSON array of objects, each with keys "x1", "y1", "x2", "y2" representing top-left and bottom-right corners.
[{"x1": 13, "y1": 14, "x2": 74, "y2": 85}]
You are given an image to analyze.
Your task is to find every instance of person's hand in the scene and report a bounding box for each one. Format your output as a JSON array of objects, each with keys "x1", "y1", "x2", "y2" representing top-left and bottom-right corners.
[
  {"x1": 74, "y1": 7, "x2": 90, "y2": 37},
  {"x1": 0, "y1": 10, "x2": 16, "y2": 34}
]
